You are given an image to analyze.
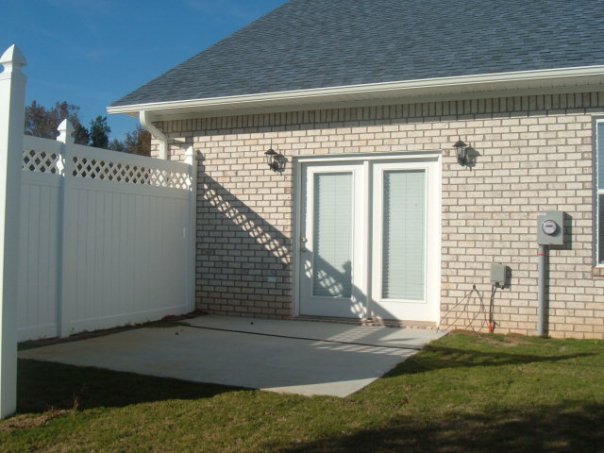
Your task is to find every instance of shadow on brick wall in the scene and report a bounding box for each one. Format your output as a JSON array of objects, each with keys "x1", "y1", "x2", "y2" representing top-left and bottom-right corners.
[
  {"x1": 196, "y1": 156, "x2": 292, "y2": 317},
  {"x1": 195, "y1": 156, "x2": 395, "y2": 321}
]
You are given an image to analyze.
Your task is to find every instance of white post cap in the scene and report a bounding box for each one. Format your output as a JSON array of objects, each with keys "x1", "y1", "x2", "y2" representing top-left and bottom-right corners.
[{"x1": 0, "y1": 45, "x2": 27, "y2": 73}]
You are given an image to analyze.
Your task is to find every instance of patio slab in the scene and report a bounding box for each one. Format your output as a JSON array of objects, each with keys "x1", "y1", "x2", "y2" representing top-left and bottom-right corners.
[
  {"x1": 184, "y1": 316, "x2": 441, "y2": 349},
  {"x1": 19, "y1": 316, "x2": 444, "y2": 398}
]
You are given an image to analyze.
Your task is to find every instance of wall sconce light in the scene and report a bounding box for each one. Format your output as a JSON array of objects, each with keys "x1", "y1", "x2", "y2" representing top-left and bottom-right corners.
[
  {"x1": 264, "y1": 148, "x2": 286, "y2": 172},
  {"x1": 453, "y1": 139, "x2": 478, "y2": 169}
]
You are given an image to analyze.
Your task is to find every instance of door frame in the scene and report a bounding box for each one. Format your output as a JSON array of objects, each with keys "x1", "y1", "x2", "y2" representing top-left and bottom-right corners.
[
  {"x1": 293, "y1": 151, "x2": 442, "y2": 323},
  {"x1": 370, "y1": 160, "x2": 440, "y2": 322}
]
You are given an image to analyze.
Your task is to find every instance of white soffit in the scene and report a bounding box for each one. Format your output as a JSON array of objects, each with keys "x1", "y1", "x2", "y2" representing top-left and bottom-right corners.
[{"x1": 107, "y1": 66, "x2": 604, "y2": 120}]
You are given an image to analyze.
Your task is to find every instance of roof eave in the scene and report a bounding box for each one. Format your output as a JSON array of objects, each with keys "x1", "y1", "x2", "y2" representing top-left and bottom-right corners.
[{"x1": 107, "y1": 66, "x2": 604, "y2": 120}]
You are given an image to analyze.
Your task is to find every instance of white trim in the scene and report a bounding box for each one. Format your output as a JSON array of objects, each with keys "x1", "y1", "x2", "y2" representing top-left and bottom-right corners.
[
  {"x1": 296, "y1": 150, "x2": 442, "y2": 164},
  {"x1": 362, "y1": 159, "x2": 372, "y2": 322},
  {"x1": 108, "y1": 66, "x2": 604, "y2": 119},
  {"x1": 292, "y1": 161, "x2": 302, "y2": 317},
  {"x1": 597, "y1": 118, "x2": 604, "y2": 265},
  {"x1": 434, "y1": 157, "x2": 443, "y2": 324}
]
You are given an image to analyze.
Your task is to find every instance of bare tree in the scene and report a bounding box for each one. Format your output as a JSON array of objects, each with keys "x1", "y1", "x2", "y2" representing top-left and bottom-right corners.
[{"x1": 24, "y1": 100, "x2": 89, "y2": 145}]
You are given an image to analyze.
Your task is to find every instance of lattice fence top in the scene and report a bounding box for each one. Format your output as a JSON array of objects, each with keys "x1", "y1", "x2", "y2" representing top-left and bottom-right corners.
[
  {"x1": 22, "y1": 135, "x2": 192, "y2": 191},
  {"x1": 71, "y1": 156, "x2": 191, "y2": 190},
  {"x1": 22, "y1": 149, "x2": 64, "y2": 175}
]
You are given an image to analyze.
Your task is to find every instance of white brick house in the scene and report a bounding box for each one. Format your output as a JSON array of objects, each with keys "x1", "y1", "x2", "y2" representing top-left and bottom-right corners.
[{"x1": 109, "y1": 0, "x2": 604, "y2": 339}]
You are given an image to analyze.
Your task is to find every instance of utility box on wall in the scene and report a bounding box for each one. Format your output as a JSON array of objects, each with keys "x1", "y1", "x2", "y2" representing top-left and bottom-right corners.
[
  {"x1": 490, "y1": 263, "x2": 510, "y2": 288},
  {"x1": 537, "y1": 211, "x2": 565, "y2": 246}
]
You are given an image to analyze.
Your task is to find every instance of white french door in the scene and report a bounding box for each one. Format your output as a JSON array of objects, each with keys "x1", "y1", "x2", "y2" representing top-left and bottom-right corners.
[
  {"x1": 297, "y1": 155, "x2": 440, "y2": 323},
  {"x1": 298, "y1": 164, "x2": 368, "y2": 318},
  {"x1": 370, "y1": 161, "x2": 439, "y2": 321}
]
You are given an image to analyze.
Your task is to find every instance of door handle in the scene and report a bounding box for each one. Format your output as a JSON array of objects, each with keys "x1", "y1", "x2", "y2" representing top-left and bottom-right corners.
[{"x1": 300, "y1": 236, "x2": 308, "y2": 253}]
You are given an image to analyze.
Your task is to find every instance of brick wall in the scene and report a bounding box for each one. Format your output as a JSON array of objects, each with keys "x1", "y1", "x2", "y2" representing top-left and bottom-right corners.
[{"x1": 155, "y1": 92, "x2": 604, "y2": 339}]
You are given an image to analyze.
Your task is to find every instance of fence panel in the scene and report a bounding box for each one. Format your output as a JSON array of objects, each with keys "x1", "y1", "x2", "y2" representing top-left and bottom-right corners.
[
  {"x1": 17, "y1": 136, "x2": 63, "y2": 341},
  {"x1": 60, "y1": 145, "x2": 192, "y2": 336},
  {"x1": 17, "y1": 135, "x2": 195, "y2": 341}
]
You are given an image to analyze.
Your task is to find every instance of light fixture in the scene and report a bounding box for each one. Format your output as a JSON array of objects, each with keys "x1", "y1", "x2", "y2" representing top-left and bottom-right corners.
[
  {"x1": 453, "y1": 139, "x2": 478, "y2": 169},
  {"x1": 264, "y1": 148, "x2": 286, "y2": 172}
]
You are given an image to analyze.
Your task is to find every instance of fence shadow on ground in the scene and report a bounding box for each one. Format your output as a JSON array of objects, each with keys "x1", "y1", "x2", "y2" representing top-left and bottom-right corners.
[
  {"x1": 17, "y1": 359, "x2": 241, "y2": 414},
  {"x1": 384, "y1": 345, "x2": 596, "y2": 376},
  {"x1": 276, "y1": 402, "x2": 604, "y2": 453}
]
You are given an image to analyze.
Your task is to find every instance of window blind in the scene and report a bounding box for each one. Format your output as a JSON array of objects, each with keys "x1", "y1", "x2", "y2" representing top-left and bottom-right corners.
[
  {"x1": 312, "y1": 172, "x2": 353, "y2": 298},
  {"x1": 382, "y1": 170, "x2": 425, "y2": 300}
]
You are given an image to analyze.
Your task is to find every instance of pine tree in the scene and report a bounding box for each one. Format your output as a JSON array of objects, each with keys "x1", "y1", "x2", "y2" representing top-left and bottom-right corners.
[{"x1": 89, "y1": 116, "x2": 111, "y2": 149}]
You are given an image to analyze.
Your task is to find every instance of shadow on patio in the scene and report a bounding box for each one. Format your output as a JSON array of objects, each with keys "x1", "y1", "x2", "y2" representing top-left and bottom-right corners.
[{"x1": 17, "y1": 358, "x2": 241, "y2": 414}]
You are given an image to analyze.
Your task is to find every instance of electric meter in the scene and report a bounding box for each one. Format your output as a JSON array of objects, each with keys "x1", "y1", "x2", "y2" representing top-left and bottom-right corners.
[
  {"x1": 541, "y1": 220, "x2": 558, "y2": 236},
  {"x1": 537, "y1": 212, "x2": 565, "y2": 246}
]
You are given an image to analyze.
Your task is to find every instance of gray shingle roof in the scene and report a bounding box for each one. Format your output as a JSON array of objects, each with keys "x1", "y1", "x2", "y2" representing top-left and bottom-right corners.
[{"x1": 112, "y1": 0, "x2": 604, "y2": 107}]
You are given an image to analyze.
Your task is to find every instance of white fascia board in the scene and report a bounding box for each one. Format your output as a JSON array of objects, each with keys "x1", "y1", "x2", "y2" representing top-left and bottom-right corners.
[{"x1": 107, "y1": 66, "x2": 604, "y2": 119}]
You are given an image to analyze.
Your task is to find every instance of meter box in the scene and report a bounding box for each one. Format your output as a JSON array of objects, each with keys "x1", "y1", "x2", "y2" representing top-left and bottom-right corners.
[{"x1": 537, "y1": 211, "x2": 565, "y2": 246}]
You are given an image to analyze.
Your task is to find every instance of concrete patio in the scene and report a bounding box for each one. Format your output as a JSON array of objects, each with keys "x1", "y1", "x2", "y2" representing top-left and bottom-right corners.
[{"x1": 19, "y1": 316, "x2": 444, "y2": 397}]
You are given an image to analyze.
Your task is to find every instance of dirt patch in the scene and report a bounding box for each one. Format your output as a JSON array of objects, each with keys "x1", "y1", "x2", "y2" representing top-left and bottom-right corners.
[
  {"x1": 0, "y1": 410, "x2": 71, "y2": 432},
  {"x1": 18, "y1": 311, "x2": 208, "y2": 351},
  {"x1": 450, "y1": 330, "x2": 532, "y2": 347}
]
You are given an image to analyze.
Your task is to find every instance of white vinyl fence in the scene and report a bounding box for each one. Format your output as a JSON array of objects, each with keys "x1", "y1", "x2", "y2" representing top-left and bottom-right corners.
[
  {"x1": 1, "y1": 44, "x2": 198, "y2": 419},
  {"x1": 17, "y1": 124, "x2": 196, "y2": 341}
]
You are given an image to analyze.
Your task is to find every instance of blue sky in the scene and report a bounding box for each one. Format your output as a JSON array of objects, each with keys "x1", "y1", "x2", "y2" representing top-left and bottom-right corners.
[{"x1": 0, "y1": 0, "x2": 287, "y2": 139}]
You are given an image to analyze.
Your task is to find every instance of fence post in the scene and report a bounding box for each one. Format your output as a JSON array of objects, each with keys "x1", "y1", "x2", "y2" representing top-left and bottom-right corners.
[
  {"x1": 57, "y1": 119, "x2": 74, "y2": 145},
  {"x1": 56, "y1": 120, "x2": 71, "y2": 338},
  {"x1": 0, "y1": 45, "x2": 26, "y2": 419},
  {"x1": 184, "y1": 146, "x2": 197, "y2": 312}
]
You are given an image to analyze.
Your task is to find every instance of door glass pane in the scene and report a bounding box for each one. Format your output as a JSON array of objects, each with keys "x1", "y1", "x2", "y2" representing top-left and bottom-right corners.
[
  {"x1": 383, "y1": 170, "x2": 425, "y2": 300},
  {"x1": 312, "y1": 172, "x2": 353, "y2": 298}
]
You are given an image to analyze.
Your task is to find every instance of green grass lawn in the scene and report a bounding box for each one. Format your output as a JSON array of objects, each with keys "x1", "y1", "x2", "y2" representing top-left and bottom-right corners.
[{"x1": 2, "y1": 332, "x2": 603, "y2": 452}]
